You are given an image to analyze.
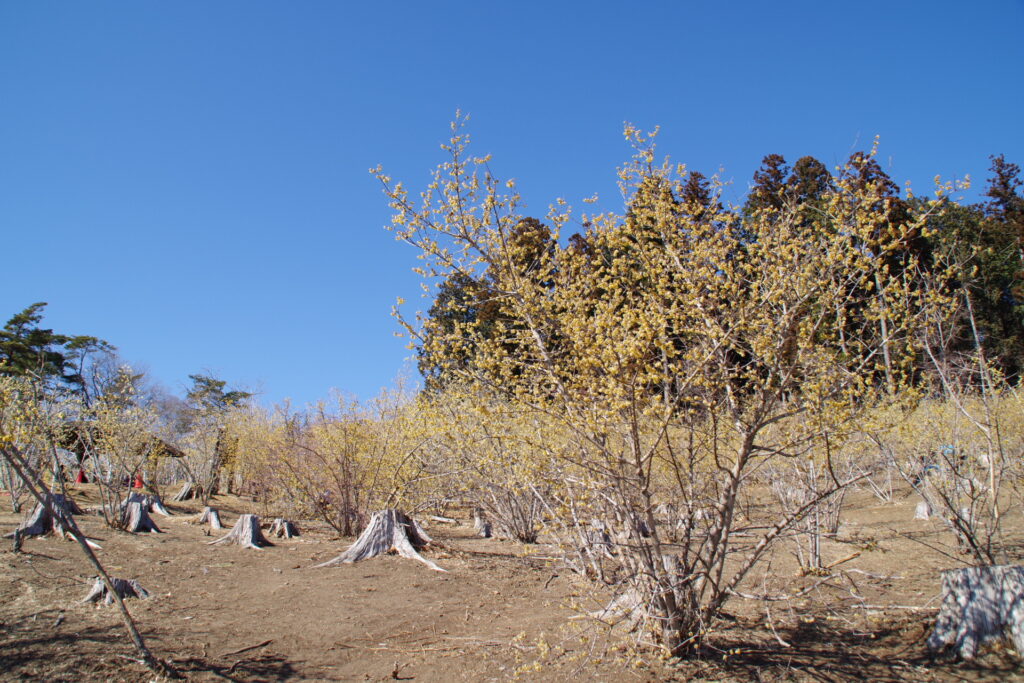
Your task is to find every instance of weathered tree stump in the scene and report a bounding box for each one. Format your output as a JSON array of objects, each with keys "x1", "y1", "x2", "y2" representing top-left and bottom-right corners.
[
  {"x1": 927, "y1": 565, "x2": 1024, "y2": 660},
  {"x1": 171, "y1": 481, "x2": 197, "y2": 502},
  {"x1": 4, "y1": 493, "x2": 82, "y2": 539},
  {"x1": 209, "y1": 514, "x2": 272, "y2": 549},
  {"x1": 82, "y1": 577, "x2": 150, "y2": 605},
  {"x1": 268, "y1": 518, "x2": 300, "y2": 538},
  {"x1": 583, "y1": 520, "x2": 614, "y2": 558},
  {"x1": 122, "y1": 492, "x2": 172, "y2": 517},
  {"x1": 473, "y1": 508, "x2": 492, "y2": 538},
  {"x1": 144, "y1": 494, "x2": 172, "y2": 516},
  {"x1": 196, "y1": 506, "x2": 223, "y2": 530},
  {"x1": 315, "y1": 509, "x2": 445, "y2": 572},
  {"x1": 915, "y1": 500, "x2": 932, "y2": 520},
  {"x1": 121, "y1": 501, "x2": 162, "y2": 533}
]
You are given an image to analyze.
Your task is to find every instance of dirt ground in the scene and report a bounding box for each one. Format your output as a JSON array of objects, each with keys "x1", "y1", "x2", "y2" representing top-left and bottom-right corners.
[{"x1": 2, "y1": 484, "x2": 1023, "y2": 682}]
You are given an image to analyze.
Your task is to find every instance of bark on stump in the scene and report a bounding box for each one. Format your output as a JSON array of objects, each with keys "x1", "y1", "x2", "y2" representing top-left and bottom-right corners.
[
  {"x1": 122, "y1": 492, "x2": 172, "y2": 517},
  {"x1": 122, "y1": 501, "x2": 162, "y2": 533},
  {"x1": 171, "y1": 481, "x2": 197, "y2": 502},
  {"x1": 144, "y1": 494, "x2": 172, "y2": 516},
  {"x1": 927, "y1": 565, "x2": 1024, "y2": 660},
  {"x1": 315, "y1": 509, "x2": 445, "y2": 572},
  {"x1": 209, "y1": 514, "x2": 272, "y2": 549},
  {"x1": 583, "y1": 520, "x2": 614, "y2": 558},
  {"x1": 196, "y1": 506, "x2": 223, "y2": 530},
  {"x1": 473, "y1": 508, "x2": 492, "y2": 538},
  {"x1": 268, "y1": 518, "x2": 300, "y2": 538},
  {"x1": 82, "y1": 577, "x2": 150, "y2": 605},
  {"x1": 5, "y1": 493, "x2": 82, "y2": 539}
]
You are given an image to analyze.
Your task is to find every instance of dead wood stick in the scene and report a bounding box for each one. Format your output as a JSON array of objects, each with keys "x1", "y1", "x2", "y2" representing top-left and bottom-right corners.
[
  {"x1": 844, "y1": 568, "x2": 902, "y2": 580},
  {"x1": 220, "y1": 639, "x2": 273, "y2": 658},
  {"x1": 849, "y1": 604, "x2": 935, "y2": 611},
  {"x1": 824, "y1": 551, "x2": 861, "y2": 570},
  {"x1": 429, "y1": 515, "x2": 459, "y2": 525}
]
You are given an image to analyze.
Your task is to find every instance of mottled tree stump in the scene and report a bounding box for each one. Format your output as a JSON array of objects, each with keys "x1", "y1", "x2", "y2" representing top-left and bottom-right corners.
[
  {"x1": 122, "y1": 501, "x2": 162, "y2": 533},
  {"x1": 927, "y1": 565, "x2": 1024, "y2": 660},
  {"x1": 171, "y1": 481, "x2": 196, "y2": 502},
  {"x1": 584, "y1": 520, "x2": 614, "y2": 558},
  {"x1": 915, "y1": 500, "x2": 932, "y2": 520},
  {"x1": 4, "y1": 493, "x2": 82, "y2": 539},
  {"x1": 196, "y1": 506, "x2": 223, "y2": 530},
  {"x1": 122, "y1": 492, "x2": 172, "y2": 517},
  {"x1": 82, "y1": 577, "x2": 150, "y2": 605},
  {"x1": 269, "y1": 518, "x2": 300, "y2": 538},
  {"x1": 473, "y1": 508, "x2": 492, "y2": 538},
  {"x1": 315, "y1": 509, "x2": 444, "y2": 572},
  {"x1": 145, "y1": 494, "x2": 172, "y2": 516},
  {"x1": 209, "y1": 514, "x2": 272, "y2": 549}
]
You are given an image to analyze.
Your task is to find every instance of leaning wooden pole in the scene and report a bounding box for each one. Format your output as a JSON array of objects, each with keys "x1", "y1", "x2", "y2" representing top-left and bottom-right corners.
[{"x1": 0, "y1": 445, "x2": 179, "y2": 679}]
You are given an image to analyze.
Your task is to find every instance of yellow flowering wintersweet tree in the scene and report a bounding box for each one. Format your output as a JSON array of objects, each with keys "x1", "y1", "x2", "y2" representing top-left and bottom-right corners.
[
  {"x1": 379, "y1": 117, "x2": 944, "y2": 655},
  {"x1": 233, "y1": 386, "x2": 436, "y2": 535},
  {"x1": 0, "y1": 375, "x2": 53, "y2": 512},
  {"x1": 424, "y1": 386, "x2": 561, "y2": 543}
]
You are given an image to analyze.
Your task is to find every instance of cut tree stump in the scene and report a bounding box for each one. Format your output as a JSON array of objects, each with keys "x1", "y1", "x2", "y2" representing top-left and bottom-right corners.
[
  {"x1": 144, "y1": 494, "x2": 172, "y2": 516},
  {"x1": 209, "y1": 514, "x2": 272, "y2": 549},
  {"x1": 171, "y1": 481, "x2": 197, "y2": 502},
  {"x1": 583, "y1": 520, "x2": 614, "y2": 558},
  {"x1": 927, "y1": 565, "x2": 1024, "y2": 660},
  {"x1": 473, "y1": 508, "x2": 492, "y2": 538},
  {"x1": 915, "y1": 500, "x2": 932, "y2": 520},
  {"x1": 121, "y1": 501, "x2": 162, "y2": 533},
  {"x1": 122, "y1": 492, "x2": 172, "y2": 517},
  {"x1": 314, "y1": 509, "x2": 445, "y2": 572},
  {"x1": 268, "y1": 518, "x2": 300, "y2": 538},
  {"x1": 196, "y1": 506, "x2": 223, "y2": 530},
  {"x1": 82, "y1": 577, "x2": 150, "y2": 605},
  {"x1": 4, "y1": 493, "x2": 82, "y2": 539}
]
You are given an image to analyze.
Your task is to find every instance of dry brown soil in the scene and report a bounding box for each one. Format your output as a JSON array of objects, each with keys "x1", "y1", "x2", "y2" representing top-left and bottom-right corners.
[{"x1": 1, "y1": 485, "x2": 1023, "y2": 682}]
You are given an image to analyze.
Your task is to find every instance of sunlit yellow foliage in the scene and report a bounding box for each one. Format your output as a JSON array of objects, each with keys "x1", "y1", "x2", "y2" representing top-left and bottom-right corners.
[
  {"x1": 233, "y1": 384, "x2": 435, "y2": 535},
  {"x1": 376, "y1": 117, "x2": 949, "y2": 654}
]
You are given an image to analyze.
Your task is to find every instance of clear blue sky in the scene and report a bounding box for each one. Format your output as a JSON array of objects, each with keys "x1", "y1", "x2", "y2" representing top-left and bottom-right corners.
[{"x1": 2, "y1": 1, "x2": 1022, "y2": 407}]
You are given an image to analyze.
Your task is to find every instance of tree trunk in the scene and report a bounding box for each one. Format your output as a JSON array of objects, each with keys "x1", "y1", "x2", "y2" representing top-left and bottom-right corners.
[
  {"x1": 196, "y1": 506, "x2": 223, "y2": 530},
  {"x1": 121, "y1": 502, "x2": 161, "y2": 533},
  {"x1": 123, "y1": 491, "x2": 172, "y2": 517},
  {"x1": 269, "y1": 518, "x2": 300, "y2": 538},
  {"x1": 928, "y1": 565, "x2": 1024, "y2": 660},
  {"x1": 82, "y1": 577, "x2": 150, "y2": 605},
  {"x1": 171, "y1": 481, "x2": 196, "y2": 502},
  {"x1": 144, "y1": 494, "x2": 172, "y2": 516},
  {"x1": 583, "y1": 520, "x2": 613, "y2": 558},
  {"x1": 314, "y1": 509, "x2": 445, "y2": 572},
  {"x1": 473, "y1": 508, "x2": 492, "y2": 538},
  {"x1": 209, "y1": 513, "x2": 272, "y2": 549},
  {"x1": 4, "y1": 493, "x2": 82, "y2": 539}
]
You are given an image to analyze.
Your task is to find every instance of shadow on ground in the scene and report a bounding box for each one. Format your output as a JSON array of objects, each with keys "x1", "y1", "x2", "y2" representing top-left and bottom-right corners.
[{"x1": 686, "y1": 615, "x2": 1022, "y2": 682}]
